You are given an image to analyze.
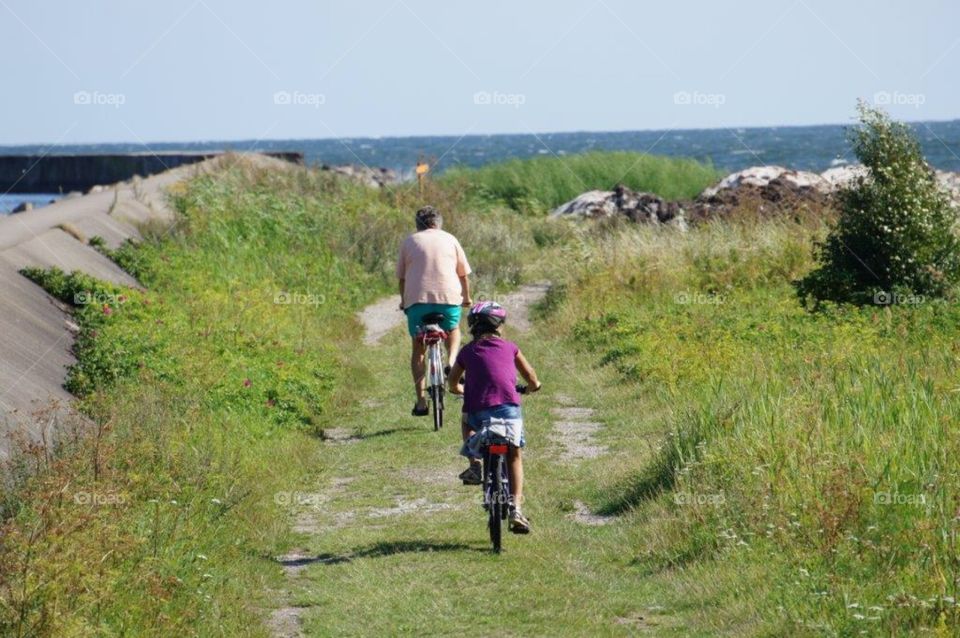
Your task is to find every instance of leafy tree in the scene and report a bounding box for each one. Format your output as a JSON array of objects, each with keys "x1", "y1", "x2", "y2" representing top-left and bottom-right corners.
[{"x1": 797, "y1": 103, "x2": 960, "y2": 307}]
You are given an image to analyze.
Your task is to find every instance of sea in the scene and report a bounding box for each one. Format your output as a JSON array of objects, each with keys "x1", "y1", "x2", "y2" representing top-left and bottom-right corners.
[{"x1": 2, "y1": 120, "x2": 959, "y2": 214}]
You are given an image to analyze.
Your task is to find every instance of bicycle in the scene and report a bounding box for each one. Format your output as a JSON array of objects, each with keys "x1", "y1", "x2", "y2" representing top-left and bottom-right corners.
[
  {"x1": 478, "y1": 385, "x2": 532, "y2": 553},
  {"x1": 416, "y1": 312, "x2": 448, "y2": 431}
]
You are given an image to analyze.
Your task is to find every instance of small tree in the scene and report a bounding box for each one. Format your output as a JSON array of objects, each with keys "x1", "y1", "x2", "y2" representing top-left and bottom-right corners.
[{"x1": 797, "y1": 103, "x2": 960, "y2": 307}]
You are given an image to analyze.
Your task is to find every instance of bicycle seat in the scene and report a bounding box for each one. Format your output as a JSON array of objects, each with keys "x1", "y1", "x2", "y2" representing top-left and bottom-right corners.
[{"x1": 421, "y1": 312, "x2": 446, "y2": 326}]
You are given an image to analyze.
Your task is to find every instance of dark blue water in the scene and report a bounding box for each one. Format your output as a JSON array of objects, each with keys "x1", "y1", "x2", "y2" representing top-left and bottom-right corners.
[{"x1": 2, "y1": 120, "x2": 958, "y2": 213}]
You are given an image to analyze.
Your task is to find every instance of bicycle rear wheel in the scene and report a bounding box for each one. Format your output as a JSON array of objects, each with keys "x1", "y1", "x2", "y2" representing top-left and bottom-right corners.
[{"x1": 488, "y1": 454, "x2": 503, "y2": 553}]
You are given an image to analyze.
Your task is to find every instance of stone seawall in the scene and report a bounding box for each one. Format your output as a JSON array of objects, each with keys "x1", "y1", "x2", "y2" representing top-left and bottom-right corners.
[{"x1": 0, "y1": 151, "x2": 303, "y2": 194}]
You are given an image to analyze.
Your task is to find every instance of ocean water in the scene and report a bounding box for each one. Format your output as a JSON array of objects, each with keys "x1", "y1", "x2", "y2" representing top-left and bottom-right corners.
[
  {"x1": 2, "y1": 120, "x2": 958, "y2": 214},
  {"x1": 0, "y1": 193, "x2": 61, "y2": 214}
]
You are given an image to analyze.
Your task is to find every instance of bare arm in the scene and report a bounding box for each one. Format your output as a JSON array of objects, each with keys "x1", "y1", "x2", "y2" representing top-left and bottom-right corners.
[
  {"x1": 448, "y1": 361, "x2": 465, "y2": 394},
  {"x1": 515, "y1": 350, "x2": 542, "y2": 392},
  {"x1": 459, "y1": 275, "x2": 472, "y2": 307},
  {"x1": 398, "y1": 278, "x2": 405, "y2": 310}
]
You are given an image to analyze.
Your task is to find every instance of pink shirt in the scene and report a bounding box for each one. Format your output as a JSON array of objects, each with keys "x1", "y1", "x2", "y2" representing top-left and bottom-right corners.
[{"x1": 396, "y1": 228, "x2": 472, "y2": 307}]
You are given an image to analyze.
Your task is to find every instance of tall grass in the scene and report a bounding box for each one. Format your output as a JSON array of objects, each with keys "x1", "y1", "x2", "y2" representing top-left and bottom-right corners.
[
  {"x1": 444, "y1": 151, "x2": 720, "y2": 213},
  {"x1": 537, "y1": 218, "x2": 960, "y2": 634}
]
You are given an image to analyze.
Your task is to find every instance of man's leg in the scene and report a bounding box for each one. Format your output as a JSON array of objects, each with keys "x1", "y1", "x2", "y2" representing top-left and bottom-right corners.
[
  {"x1": 411, "y1": 337, "x2": 427, "y2": 410},
  {"x1": 445, "y1": 326, "x2": 462, "y2": 368}
]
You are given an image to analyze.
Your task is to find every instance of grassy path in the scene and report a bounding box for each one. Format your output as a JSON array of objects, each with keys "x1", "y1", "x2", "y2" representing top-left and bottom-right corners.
[{"x1": 263, "y1": 288, "x2": 745, "y2": 637}]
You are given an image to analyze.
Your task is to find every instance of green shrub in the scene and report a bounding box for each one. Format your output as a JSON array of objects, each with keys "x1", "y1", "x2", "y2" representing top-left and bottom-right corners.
[{"x1": 797, "y1": 104, "x2": 960, "y2": 307}]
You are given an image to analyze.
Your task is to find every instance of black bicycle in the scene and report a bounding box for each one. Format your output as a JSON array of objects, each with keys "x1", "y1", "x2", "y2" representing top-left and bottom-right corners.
[{"x1": 480, "y1": 385, "x2": 532, "y2": 553}]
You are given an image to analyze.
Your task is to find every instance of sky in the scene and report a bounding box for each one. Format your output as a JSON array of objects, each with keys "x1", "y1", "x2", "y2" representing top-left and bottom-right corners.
[{"x1": 0, "y1": 0, "x2": 958, "y2": 145}]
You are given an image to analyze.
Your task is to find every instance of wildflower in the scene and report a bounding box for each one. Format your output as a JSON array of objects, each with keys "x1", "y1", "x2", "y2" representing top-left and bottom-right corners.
[{"x1": 243, "y1": 379, "x2": 252, "y2": 387}]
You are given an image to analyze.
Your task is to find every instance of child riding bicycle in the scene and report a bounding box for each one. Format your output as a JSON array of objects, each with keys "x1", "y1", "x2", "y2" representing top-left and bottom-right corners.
[{"x1": 448, "y1": 301, "x2": 541, "y2": 534}]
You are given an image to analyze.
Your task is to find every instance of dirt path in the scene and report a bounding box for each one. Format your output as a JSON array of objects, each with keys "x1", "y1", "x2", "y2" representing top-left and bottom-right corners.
[{"x1": 268, "y1": 281, "x2": 623, "y2": 636}]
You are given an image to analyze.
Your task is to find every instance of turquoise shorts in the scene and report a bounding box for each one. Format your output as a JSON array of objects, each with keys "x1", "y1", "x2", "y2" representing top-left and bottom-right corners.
[{"x1": 405, "y1": 303, "x2": 461, "y2": 337}]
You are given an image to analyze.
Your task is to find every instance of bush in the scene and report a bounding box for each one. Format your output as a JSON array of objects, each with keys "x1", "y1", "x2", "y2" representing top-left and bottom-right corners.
[{"x1": 797, "y1": 104, "x2": 960, "y2": 306}]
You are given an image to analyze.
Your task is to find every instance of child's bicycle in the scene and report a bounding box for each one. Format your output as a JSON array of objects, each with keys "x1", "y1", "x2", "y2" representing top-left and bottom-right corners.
[
  {"x1": 416, "y1": 313, "x2": 448, "y2": 431},
  {"x1": 480, "y1": 384, "x2": 532, "y2": 553}
]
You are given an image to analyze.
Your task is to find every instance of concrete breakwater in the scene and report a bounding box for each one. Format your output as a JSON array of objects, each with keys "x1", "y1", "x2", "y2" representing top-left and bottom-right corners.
[
  {"x1": 0, "y1": 151, "x2": 303, "y2": 195},
  {"x1": 0, "y1": 153, "x2": 297, "y2": 462}
]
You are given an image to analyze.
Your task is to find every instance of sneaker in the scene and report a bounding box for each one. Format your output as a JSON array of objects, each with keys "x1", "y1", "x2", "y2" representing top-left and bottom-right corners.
[
  {"x1": 509, "y1": 509, "x2": 531, "y2": 534},
  {"x1": 458, "y1": 462, "x2": 482, "y2": 485}
]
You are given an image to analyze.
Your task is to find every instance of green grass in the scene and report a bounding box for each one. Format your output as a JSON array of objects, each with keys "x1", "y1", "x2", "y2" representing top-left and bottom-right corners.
[
  {"x1": 443, "y1": 151, "x2": 720, "y2": 214},
  {"x1": 535, "y1": 220, "x2": 960, "y2": 635},
  {"x1": 4, "y1": 151, "x2": 960, "y2": 635}
]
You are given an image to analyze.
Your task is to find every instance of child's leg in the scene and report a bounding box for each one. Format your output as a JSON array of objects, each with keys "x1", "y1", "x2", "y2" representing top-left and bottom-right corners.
[{"x1": 507, "y1": 446, "x2": 524, "y2": 509}]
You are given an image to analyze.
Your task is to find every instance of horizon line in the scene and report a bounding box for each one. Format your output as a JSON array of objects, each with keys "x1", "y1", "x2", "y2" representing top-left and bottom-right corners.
[{"x1": 1, "y1": 116, "x2": 957, "y2": 150}]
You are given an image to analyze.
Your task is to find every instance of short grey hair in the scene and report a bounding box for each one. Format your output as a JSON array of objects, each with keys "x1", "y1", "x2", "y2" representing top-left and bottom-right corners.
[{"x1": 415, "y1": 206, "x2": 442, "y2": 231}]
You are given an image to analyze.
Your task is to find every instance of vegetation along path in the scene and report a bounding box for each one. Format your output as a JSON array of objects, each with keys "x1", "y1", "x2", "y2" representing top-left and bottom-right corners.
[{"x1": 265, "y1": 284, "x2": 704, "y2": 636}]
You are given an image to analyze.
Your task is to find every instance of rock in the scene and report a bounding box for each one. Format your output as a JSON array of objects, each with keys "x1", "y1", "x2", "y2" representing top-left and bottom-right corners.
[
  {"x1": 87, "y1": 184, "x2": 107, "y2": 194},
  {"x1": 551, "y1": 185, "x2": 686, "y2": 229},
  {"x1": 551, "y1": 190, "x2": 619, "y2": 219},
  {"x1": 11, "y1": 202, "x2": 33, "y2": 213},
  {"x1": 819, "y1": 165, "x2": 870, "y2": 191},
  {"x1": 935, "y1": 170, "x2": 960, "y2": 208},
  {"x1": 700, "y1": 166, "x2": 829, "y2": 198},
  {"x1": 320, "y1": 164, "x2": 399, "y2": 188}
]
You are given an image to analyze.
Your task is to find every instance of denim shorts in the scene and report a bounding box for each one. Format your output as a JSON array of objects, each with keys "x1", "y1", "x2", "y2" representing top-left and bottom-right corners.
[{"x1": 466, "y1": 403, "x2": 525, "y2": 448}]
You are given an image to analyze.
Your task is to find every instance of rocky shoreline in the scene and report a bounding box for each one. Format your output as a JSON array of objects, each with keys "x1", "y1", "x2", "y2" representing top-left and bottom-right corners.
[{"x1": 552, "y1": 164, "x2": 960, "y2": 227}]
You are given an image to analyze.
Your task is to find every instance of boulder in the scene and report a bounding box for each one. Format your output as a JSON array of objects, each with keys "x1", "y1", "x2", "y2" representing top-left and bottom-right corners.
[
  {"x1": 700, "y1": 166, "x2": 829, "y2": 198},
  {"x1": 551, "y1": 190, "x2": 618, "y2": 219},
  {"x1": 551, "y1": 185, "x2": 686, "y2": 229},
  {"x1": 820, "y1": 165, "x2": 870, "y2": 191},
  {"x1": 935, "y1": 170, "x2": 960, "y2": 208},
  {"x1": 320, "y1": 164, "x2": 399, "y2": 188},
  {"x1": 11, "y1": 202, "x2": 33, "y2": 213}
]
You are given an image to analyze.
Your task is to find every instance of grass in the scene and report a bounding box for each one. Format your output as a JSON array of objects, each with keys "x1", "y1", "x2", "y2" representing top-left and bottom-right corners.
[
  {"x1": 443, "y1": 151, "x2": 720, "y2": 214},
  {"x1": 3, "y1": 150, "x2": 959, "y2": 635}
]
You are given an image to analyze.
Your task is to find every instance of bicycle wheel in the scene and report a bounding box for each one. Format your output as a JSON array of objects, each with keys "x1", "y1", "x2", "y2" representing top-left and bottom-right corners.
[
  {"x1": 430, "y1": 385, "x2": 443, "y2": 431},
  {"x1": 488, "y1": 454, "x2": 503, "y2": 553}
]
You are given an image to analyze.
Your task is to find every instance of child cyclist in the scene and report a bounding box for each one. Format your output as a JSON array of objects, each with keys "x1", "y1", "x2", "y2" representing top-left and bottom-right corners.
[{"x1": 448, "y1": 301, "x2": 542, "y2": 534}]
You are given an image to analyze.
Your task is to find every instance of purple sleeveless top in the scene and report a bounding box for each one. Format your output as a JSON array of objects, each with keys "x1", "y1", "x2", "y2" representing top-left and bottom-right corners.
[{"x1": 456, "y1": 337, "x2": 521, "y2": 413}]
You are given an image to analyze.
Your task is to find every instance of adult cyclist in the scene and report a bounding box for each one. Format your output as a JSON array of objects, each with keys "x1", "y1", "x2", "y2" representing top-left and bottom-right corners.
[{"x1": 396, "y1": 206, "x2": 473, "y2": 416}]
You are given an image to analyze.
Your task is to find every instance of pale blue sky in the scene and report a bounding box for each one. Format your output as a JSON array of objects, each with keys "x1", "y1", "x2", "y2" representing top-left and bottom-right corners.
[{"x1": 1, "y1": 0, "x2": 957, "y2": 145}]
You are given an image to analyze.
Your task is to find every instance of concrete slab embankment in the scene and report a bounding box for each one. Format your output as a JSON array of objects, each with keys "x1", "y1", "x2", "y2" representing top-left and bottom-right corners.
[{"x1": 0, "y1": 153, "x2": 295, "y2": 460}]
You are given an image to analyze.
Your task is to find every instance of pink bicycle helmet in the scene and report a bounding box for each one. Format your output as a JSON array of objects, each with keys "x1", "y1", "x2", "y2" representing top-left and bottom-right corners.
[{"x1": 468, "y1": 301, "x2": 507, "y2": 334}]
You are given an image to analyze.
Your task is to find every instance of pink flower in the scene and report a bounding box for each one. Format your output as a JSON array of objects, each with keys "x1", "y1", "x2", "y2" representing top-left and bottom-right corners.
[
  {"x1": 102, "y1": 305, "x2": 113, "y2": 316},
  {"x1": 243, "y1": 379, "x2": 252, "y2": 388}
]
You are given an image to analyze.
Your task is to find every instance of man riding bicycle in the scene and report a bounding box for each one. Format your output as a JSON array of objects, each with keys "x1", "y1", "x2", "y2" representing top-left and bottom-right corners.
[{"x1": 396, "y1": 206, "x2": 473, "y2": 416}]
